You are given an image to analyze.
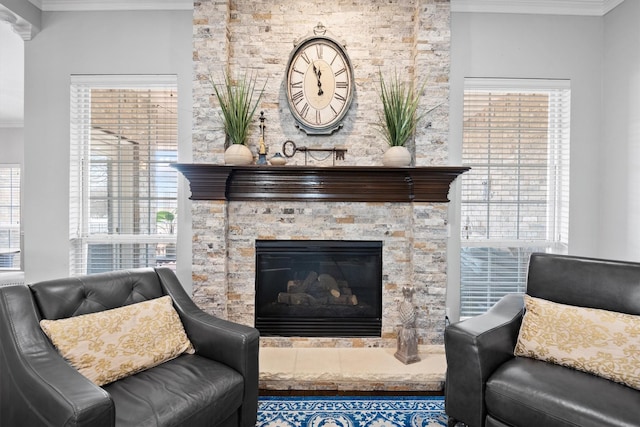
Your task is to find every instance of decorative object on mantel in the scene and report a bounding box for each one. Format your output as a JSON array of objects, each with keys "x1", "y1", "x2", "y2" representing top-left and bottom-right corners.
[
  {"x1": 269, "y1": 152, "x2": 287, "y2": 166},
  {"x1": 284, "y1": 23, "x2": 354, "y2": 135},
  {"x1": 382, "y1": 146, "x2": 412, "y2": 167},
  {"x1": 377, "y1": 69, "x2": 440, "y2": 167},
  {"x1": 171, "y1": 164, "x2": 470, "y2": 202},
  {"x1": 223, "y1": 144, "x2": 254, "y2": 166},
  {"x1": 395, "y1": 287, "x2": 420, "y2": 364},
  {"x1": 282, "y1": 140, "x2": 347, "y2": 166},
  {"x1": 256, "y1": 111, "x2": 268, "y2": 165},
  {"x1": 209, "y1": 70, "x2": 265, "y2": 165}
]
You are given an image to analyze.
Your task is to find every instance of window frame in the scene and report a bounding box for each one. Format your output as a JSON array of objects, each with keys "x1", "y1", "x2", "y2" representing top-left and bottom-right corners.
[
  {"x1": 459, "y1": 78, "x2": 571, "y2": 318},
  {"x1": 0, "y1": 163, "x2": 21, "y2": 271},
  {"x1": 69, "y1": 75, "x2": 179, "y2": 276}
]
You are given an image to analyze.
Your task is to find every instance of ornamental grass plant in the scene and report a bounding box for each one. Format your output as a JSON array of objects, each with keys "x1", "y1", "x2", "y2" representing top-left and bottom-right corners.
[
  {"x1": 210, "y1": 71, "x2": 265, "y2": 146},
  {"x1": 377, "y1": 70, "x2": 426, "y2": 147}
]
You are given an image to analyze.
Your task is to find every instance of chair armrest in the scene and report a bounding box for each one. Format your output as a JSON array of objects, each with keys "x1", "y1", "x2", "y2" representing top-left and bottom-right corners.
[
  {"x1": 0, "y1": 285, "x2": 114, "y2": 427},
  {"x1": 156, "y1": 268, "x2": 260, "y2": 427},
  {"x1": 444, "y1": 293, "x2": 524, "y2": 427}
]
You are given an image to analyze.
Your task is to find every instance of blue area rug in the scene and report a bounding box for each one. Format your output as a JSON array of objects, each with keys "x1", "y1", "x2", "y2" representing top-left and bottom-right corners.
[{"x1": 257, "y1": 396, "x2": 448, "y2": 427}]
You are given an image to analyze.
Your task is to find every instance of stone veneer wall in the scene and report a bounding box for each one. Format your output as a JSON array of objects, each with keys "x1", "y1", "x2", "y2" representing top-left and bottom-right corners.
[{"x1": 191, "y1": 0, "x2": 451, "y2": 347}]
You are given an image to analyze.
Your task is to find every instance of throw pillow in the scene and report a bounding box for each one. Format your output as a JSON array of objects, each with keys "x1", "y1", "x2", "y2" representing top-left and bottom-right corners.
[
  {"x1": 515, "y1": 295, "x2": 640, "y2": 390},
  {"x1": 40, "y1": 295, "x2": 195, "y2": 386}
]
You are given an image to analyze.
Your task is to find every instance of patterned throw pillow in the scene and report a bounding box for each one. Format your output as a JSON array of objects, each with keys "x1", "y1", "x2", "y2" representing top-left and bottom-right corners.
[
  {"x1": 515, "y1": 295, "x2": 640, "y2": 390},
  {"x1": 40, "y1": 295, "x2": 195, "y2": 386}
]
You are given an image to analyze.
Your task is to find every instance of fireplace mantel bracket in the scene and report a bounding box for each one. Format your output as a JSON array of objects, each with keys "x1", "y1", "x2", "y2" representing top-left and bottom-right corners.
[{"x1": 172, "y1": 164, "x2": 470, "y2": 203}]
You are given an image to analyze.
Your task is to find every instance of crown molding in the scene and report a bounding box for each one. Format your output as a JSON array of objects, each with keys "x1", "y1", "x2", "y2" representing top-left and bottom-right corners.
[
  {"x1": 603, "y1": 0, "x2": 626, "y2": 14},
  {"x1": 451, "y1": 0, "x2": 625, "y2": 16},
  {"x1": 28, "y1": 0, "x2": 193, "y2": 12},
  {"x1": 0, "y1": 6, "x2": 36, "y2": 40},
  {"x1": 28, "y1": 0, "x2": 624, "y2": 15}
]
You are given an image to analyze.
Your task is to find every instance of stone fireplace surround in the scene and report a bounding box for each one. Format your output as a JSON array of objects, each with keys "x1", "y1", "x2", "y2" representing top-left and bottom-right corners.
[
  {"x1": 190, "y1": 0, "x2": 454, "y2": 350},
  {"x1": 177, "y1": 165, "x2": 467, "y2": 348}
]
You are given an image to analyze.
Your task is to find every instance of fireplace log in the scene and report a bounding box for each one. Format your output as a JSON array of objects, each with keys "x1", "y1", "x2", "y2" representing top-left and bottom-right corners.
[
  {"x1": 277, "y1": 292, "x2": 290, "y2": 304},
  {"x1": 318, "y1": 273, "x2": 340, "y2": 298},
  {"x1": 287, "y1": 280, "x2": 308, "y2": 294},
  {"x1": 277, "y1": 292, "x2": 358, "y2": 306},
  {"x1": 303, "y1": 271, "x2": 318, "y2": 288},
  {"x1": 329, "y1": 294, "x2": 358, "y2": 305},
  {"x1": 279, "y1": 272, "x2": 360, "y2": 306}
]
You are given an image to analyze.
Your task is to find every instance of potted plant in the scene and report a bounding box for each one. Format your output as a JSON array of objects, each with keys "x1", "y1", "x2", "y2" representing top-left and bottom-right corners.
[
  {"x1": 209, "y1": 71, "x2": 265, "y2": 165},
  {"x1": 377, "y1": 70, "x2": 428, "y2": 166}
]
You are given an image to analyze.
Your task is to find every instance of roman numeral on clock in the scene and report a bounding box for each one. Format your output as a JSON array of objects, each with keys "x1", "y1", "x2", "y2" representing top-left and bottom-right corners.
[
  {"x1": 300, "y1": 103, "x2": 309, "y2": 118},
  {"x1": 292, "y1": 90, "x2": 304, "y2": 105}
]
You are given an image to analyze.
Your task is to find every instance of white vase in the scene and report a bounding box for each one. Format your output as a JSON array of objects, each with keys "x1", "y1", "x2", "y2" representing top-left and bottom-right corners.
[
  {"x1": 382, "y1": 146, "x2": 412, "y2": 167},
  {"x1": 224, "y1": 144, "x2": 254, "y2": 165},
  {"x1": 269, "y1": 152, "x2": 287, "y2": 165}
]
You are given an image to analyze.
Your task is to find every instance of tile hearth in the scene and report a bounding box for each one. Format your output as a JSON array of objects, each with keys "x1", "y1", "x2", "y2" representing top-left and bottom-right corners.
[{"x1": 259, "y1": 345, "x2": 446, "y2": 392}]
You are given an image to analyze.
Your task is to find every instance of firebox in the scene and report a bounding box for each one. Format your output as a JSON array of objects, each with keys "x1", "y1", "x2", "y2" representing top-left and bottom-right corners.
[{"x1": 255, "y1": 240, "x2": 383, "y2": 337}]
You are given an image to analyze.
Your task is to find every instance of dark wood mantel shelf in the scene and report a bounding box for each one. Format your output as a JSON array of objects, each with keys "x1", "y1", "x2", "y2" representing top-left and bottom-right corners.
[{"x1": 172, "y1": 164, "x2": 469, "y2": 203}]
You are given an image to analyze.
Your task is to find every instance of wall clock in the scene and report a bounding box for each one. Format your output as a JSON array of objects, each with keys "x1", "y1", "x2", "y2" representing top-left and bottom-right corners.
[{"x1": 285, "y1": 23, "x2": 354, "y2": 135}]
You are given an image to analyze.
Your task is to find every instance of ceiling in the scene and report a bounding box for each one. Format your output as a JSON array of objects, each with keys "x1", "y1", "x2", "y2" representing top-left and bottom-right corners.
[{"x1": 0, "y1": 0, "x2": 627, "y2": 128}]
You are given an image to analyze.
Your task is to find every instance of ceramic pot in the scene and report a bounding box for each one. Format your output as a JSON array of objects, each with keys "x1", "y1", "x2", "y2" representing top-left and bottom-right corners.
[
  {"x1": 269, "y1": 153, "x2": 287, "y2": 166},
  {"x1": 224, "y1": 144, "x2": 254, "y2": 165},
  {"x1": 382, "y1": 146, "x2": 412, "y2": 167}
]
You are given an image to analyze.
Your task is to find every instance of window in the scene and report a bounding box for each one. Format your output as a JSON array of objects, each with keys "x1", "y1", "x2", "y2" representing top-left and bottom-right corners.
[
  {"x1": 460, "y1": 79, "x2": 570, "y2": 317},
  {"x1": 0, "y1": 165, "x2": 21, "y2": 270},
  {"x1": 70, "y1": 76, "x2": 178, "y2": 276}
]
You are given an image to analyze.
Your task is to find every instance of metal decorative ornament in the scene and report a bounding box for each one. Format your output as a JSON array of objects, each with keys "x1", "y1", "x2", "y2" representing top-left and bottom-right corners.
[{"x1": 285, "y1": 23, "x2": 354, "y2": 135}]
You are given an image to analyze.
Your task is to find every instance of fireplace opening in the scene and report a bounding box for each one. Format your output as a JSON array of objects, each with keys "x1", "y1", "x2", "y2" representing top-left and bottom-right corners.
[{"x1": 255, "y1": 240, "x2": 383, "y2": 337}]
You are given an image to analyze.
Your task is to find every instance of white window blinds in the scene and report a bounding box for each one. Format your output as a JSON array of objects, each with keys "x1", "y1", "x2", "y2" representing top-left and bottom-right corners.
[
  {"x1": 0, "y1": 165, "x2": 21, "y2": 270},
  {"x1": 70, "y1": 75, "x2": 178, "y2": 276},
  {"x1": 460, "y1": 78, "x2": 570, "y2": 317}
]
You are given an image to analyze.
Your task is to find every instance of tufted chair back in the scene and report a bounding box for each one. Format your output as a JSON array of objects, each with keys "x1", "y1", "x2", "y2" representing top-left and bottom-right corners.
[
  {"x1": 29, "y1": 268, "x2": 166, "y2": 320},
  {"x1": 527, "y1": 252, "x2": 640, "y2": 316}
]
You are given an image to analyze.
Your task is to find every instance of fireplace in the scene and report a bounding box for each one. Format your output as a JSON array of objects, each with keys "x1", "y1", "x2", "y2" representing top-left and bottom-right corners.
[
  {"x1": 255, "y1": 240, "x2": 383, "y2": 337},
  {"x1": 176, "y1": 165, "x2": 467, "y2": 346}
]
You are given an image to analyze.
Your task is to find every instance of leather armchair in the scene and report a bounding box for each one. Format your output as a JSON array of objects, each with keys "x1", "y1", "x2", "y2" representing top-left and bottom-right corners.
[
  {"x1": 0, "y1": 268, "x2": 260, "y2": 427},
  {"x1": 445, "y1": 253, "x2": 640, "y2": 427}
]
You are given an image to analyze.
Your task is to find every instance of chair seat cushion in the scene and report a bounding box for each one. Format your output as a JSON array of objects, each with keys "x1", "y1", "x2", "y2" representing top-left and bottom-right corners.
[
  {"x1": 104, "y1": 354, "x2": 244, "y2": 427},
  {"x1": 486, "y1": 357, "x2": 640, "y2": 427}
]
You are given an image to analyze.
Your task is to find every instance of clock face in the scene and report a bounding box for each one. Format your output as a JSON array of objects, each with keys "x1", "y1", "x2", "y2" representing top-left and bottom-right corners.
[{"x1": 285, "y1": 37, "x2": 354, "y2": 135}]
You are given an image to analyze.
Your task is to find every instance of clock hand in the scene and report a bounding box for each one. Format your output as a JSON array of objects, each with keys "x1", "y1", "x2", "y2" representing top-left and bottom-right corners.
[{"x1": 313, "y1": 63, "x2": 324, "y2": 96}]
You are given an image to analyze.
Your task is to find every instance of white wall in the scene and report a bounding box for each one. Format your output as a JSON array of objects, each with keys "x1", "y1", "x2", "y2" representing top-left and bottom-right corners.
[
  {"x1": 601, "y1": 0, "x2": 640, "y2": 262},
  {"x1": 23, "y1": 10, "x2": 193, "y2": 286},
  {"x1": 0, "y1": 128, "x2": 23, "y2": 164},
  {"x1": 447, "y1": 12, "x2": 604, "y2": 321}
]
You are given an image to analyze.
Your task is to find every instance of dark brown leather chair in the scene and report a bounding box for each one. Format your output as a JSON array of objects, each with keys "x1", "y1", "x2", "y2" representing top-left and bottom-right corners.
[
  {"x1": 0, "y1": 267, "x2": 260, "y2": 427},
  {"x1": 445, "y1": 253, "x2": 640, "y2": 427}
]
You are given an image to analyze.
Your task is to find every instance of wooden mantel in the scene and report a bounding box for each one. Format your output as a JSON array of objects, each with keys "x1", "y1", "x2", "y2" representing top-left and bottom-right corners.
[{"x1": 172, "y1": 164, "x2": 469, "y2": 203}]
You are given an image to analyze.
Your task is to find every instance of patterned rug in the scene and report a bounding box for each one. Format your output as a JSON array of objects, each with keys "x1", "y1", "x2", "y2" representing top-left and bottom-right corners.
[{"x1": 257, "y1": 396, "x2": 448, "y2": 427}]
